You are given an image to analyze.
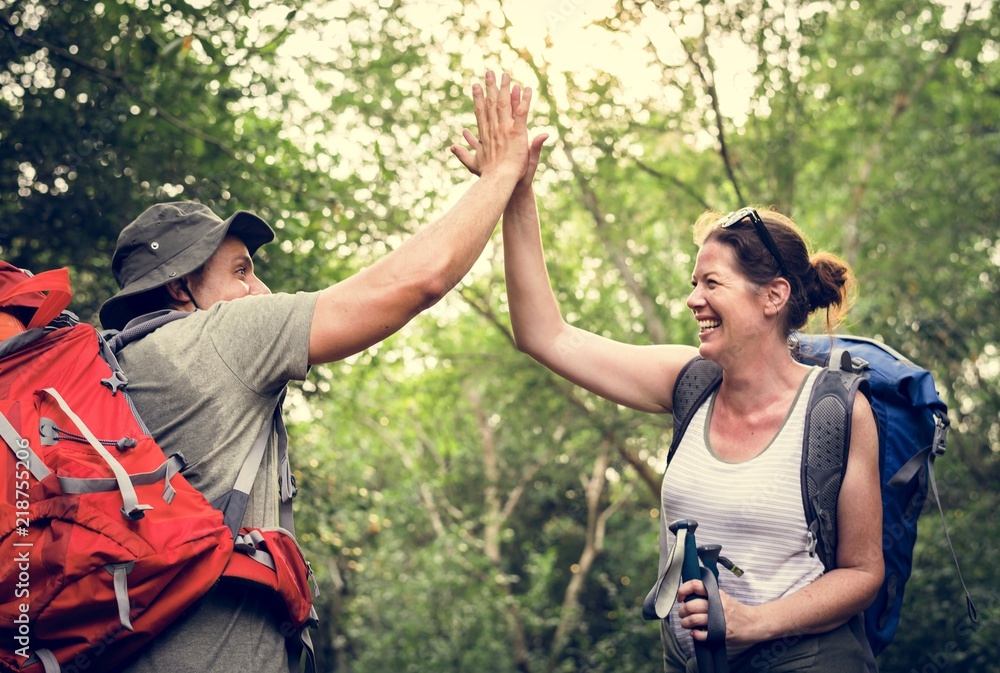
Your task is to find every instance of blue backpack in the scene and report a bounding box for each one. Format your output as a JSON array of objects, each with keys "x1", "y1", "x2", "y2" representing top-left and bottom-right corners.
[{"x1": 663, "y1": 333, "x2": 976, "y2": 658}]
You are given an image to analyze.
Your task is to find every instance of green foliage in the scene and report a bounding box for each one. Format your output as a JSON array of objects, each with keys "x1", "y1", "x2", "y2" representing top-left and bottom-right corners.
[{"x1": 3, "y1": 0, "x2": 998, "y2": 671}]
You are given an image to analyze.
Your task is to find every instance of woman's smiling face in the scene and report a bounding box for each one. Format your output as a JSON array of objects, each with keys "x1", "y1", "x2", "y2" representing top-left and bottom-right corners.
[{"x1": 686, "y1": 239, "x2": 769, "y2": 365}]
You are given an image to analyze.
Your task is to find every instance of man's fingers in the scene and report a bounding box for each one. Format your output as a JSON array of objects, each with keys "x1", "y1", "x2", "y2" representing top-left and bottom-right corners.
[
  {"x1": 678, "y1": 597, "x2": 709, "y2": 619},
  {"x1": 472, "y1": 83, "x2": 486, "y2": 139},
  {"x1": 484, "y1": 70, "x2": 498, "y2": 136},
  {"x1": 681, "y1": 613, "x2": 710, "y2": 631},
  {"x1": 510, "y1": 84, "x2": 521, "y2": 116},
  {"x1": 677, "y1": 579, "x2": 707, "y2": 602}
]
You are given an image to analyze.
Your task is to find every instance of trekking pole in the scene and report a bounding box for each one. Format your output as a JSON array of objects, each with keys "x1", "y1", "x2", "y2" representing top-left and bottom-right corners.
[{"x1": 668, "y1": 520, "x2": 716, "y2": 673}]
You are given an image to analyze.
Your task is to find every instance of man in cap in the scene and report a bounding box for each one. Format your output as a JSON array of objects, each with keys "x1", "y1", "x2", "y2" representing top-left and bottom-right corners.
[{"x1": 100, "y1": 72, "x2": 540, "y2": 672}]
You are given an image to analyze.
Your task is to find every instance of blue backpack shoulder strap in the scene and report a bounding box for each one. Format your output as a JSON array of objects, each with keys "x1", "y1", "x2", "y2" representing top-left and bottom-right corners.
[
  {"x1": 668, "y1": 357, "x2": 722, "y2": 464},
  {"x1": 800, "y1": 357, "x2": 871, "y2": 570}
]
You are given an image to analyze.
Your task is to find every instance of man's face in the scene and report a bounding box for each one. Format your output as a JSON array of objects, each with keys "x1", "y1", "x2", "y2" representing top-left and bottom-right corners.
[{"x1": 187, "y1": 234, "x2": 270, "y2": 308}]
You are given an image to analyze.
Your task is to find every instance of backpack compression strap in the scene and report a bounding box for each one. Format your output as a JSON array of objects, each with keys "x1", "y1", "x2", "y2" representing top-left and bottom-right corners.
[{"x1": 0, "y1": 411, "x2": 53, "y2": 482}]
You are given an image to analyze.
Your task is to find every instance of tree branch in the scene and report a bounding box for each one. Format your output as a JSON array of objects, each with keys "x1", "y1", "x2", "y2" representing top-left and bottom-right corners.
[
  {"x1": 458, "y1": 286, "x2": 518, "y2": 349},
  {"x1": 633, "y1": 158, "x2": 713, "y2": 211},
  {"x1": 615, "y1": 440, "x2": 663, "y2": 501},
  {"x1": 673, "y1": 8, "x2": 745, "y2": 204},
  {"x1": 546, "y1": 439, "x2": 610, "y2": 670},
  {"x1": 467, "y1": 384, "x2": 534, "y2": 673}
]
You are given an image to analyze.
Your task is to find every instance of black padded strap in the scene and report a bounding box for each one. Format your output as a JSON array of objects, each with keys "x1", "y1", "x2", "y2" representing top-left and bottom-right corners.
[
  {"x1": 287, "y1": 624, "x2": 318, "y2": 673},
  {"x1": 800, "y1": 366, "x2": 869, "y2": 570},
  {"x1": 668, "y1": 357, "x2": 722, "y2": 464}
]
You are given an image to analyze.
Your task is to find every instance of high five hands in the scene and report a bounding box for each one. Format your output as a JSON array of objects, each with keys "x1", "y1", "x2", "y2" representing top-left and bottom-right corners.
[{"x1": 451, "y1": 71, "x2": 549, "y2": 188}]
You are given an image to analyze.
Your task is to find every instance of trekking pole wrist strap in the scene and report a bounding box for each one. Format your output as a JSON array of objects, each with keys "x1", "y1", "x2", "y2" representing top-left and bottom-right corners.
[{"x1": 642, "y1": 527, "x2": 689, "y2": 620}]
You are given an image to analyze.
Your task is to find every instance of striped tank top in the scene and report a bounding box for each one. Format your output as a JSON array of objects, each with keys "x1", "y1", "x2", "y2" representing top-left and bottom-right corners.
[{"x1": 661, "y1": 366, "x2": 826, "y2": 659}]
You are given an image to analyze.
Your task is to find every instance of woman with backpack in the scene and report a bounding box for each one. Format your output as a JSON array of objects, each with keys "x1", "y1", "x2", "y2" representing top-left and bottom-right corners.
[{"x1": 453, "y1": 131, "x2": 882, "y2": 671}]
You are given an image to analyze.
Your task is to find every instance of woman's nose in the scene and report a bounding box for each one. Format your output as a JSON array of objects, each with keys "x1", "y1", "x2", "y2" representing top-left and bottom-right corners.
[{"x1": 686, "y1": 285, "x2": 702, "y2": 309}]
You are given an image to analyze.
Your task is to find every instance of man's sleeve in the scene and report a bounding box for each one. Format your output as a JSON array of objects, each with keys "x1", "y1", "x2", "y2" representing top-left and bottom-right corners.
[{"x1": 207, "y1": 291, "x2": 321, "y2": 395}]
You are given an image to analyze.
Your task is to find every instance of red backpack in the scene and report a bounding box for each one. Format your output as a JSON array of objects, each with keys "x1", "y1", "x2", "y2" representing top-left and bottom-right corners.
[{"x1": 0, "y1": 263, "x2": 317, "y2": 673}]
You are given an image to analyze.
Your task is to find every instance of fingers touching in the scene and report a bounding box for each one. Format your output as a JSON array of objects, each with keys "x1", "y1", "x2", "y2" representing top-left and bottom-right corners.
[{"x1": 452, "y1": 71, "x2": 540, "y2": 181}]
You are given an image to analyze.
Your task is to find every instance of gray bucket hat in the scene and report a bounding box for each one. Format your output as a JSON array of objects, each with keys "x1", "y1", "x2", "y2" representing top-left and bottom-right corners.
[{"x1": 99, "y1": 201, "x2": 275, "y2": 330}]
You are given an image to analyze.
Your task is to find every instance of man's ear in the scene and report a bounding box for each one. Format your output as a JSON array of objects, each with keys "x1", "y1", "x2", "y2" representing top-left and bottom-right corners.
[
  {"x1": 764, "y1": 277, "x2": 792, "y2": 317},
  {"x1": 165, "y1": 279, "x2": 190, "y2": 303}
]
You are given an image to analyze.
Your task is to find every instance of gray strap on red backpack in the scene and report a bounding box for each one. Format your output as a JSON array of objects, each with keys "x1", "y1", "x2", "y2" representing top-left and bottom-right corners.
[
  {"x1": 0, "y1": 411, "x2": 52, "y2": 482},
  {"x1": 211, "y1": 403, "x2": 285, "y2": 537}
]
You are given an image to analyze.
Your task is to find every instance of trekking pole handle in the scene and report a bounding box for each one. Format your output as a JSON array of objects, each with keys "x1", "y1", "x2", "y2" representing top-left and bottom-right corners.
[
  {"x1": 697, "y1": 544, "x2": 721, "y2": 580},
  {"x1": 669, "y1": 520, "x2": 703, "y2": 603},
  {"x1": 666, "y1": 523, "x2": 714, "y2": 673}
]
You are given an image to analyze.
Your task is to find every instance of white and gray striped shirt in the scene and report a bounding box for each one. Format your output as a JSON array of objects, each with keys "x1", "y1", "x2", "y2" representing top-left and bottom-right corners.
[{"x1": 661, "y1": 366, "x2": 826, "y2": 658}]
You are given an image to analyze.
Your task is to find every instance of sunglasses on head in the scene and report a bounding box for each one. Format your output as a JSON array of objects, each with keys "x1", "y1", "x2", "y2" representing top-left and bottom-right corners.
[{"x1": 719, "y1": 208, "x2": 788, "y2": 278}]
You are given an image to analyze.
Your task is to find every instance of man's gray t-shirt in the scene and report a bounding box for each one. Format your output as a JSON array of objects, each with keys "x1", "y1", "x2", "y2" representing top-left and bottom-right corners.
[{"x1": 118, "y1": 291, "x2": 318, "y2": 673}]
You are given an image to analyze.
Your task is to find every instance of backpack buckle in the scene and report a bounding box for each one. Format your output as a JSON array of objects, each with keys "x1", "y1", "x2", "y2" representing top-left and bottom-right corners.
[
  {"x1": 931, "y1": 415, "x2": 948, "y2": 458},
  {"x1": 806, "y1": 529, "x2": 818, "y2": 557}
]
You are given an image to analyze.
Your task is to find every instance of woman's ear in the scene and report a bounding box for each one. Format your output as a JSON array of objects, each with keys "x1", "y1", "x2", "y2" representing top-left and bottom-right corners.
[{"x1": 764, "y1": 277, "x2": 792, "y2": 317}]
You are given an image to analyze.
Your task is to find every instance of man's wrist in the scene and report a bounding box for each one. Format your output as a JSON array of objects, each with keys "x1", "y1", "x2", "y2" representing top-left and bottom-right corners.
[{"x1": 478, "y1": 170, "x2": 521, "y2": 196}]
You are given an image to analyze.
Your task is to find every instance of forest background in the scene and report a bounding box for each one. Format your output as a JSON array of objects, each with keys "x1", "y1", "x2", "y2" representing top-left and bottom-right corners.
[{"x1": 1, "y1": 0, "x2": 998, "y2": 671}]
